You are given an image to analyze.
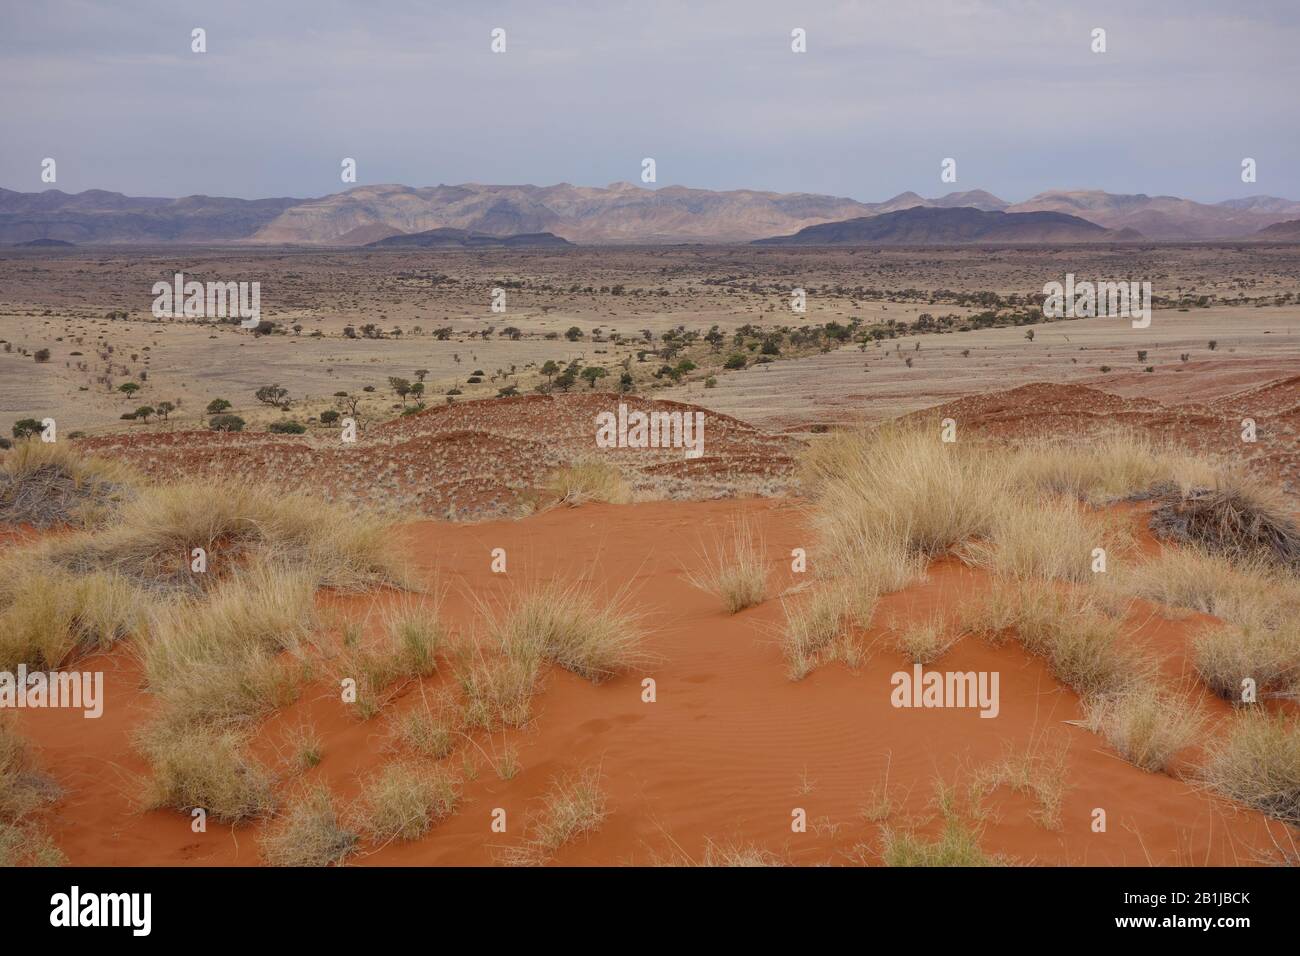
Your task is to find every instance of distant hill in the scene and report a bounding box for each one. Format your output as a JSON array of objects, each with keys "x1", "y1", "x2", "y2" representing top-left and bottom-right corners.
[
  {"x1": 1006, "y1": 190, "x2": 1300, "y2": 240},
  {"x1": 14, "y1": 237, "x2": 75, "y2": 247},
  {"x1": 2, "y1": 183, "x2": 1297, "y2": 245},
  {"x1": 365, "y1": 227, "x2": 572, "y2": 248},
  {"x1": 0, "y1": 188, "x2": 305, "y2": 244},
  {"x1": 1253, "y1": 218, "x2": 1300, "y2": 240},
  {"x1": 754, "y1": 206, "x2": 1141, "y2": 245}
]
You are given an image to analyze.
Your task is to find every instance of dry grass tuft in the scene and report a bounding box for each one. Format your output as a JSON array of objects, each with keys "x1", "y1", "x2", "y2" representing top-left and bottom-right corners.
[
  {"x1": 959, "y1": 496, "x2": 1111, "y2": 583},
  {"x1": 336, "y1": 602, "x2": 444, "y2": 720},
  {"x1": 1113, "y1": 547, "x2": 1300, "y2": 701},
  {"x1": 499, "y1": 767, "x2": 607, "y2": 866},
  {"x1": 488, "y1": 581, "x2": 645, "y2": 683},
  {"x1": 686, "y1": 518, "x2": 767, "y2": 613},
  {"x1": 0, "y1": 718, "x2": 60, "y2": 823},
  {"x1": 1006, "y1": 431, "x2": 1216, "y2": 504},
  {"x1": 699, "y1": 840, "x2": 784, "y2": 867},
  {"x1": 455, "y1": 650, "x2": 539, "y2": 731},
  {"x1": 1085, "y1": 687, "x2": 1204, "y2": 773},
  {"x1": 283, "y1": 722, "x2": 323, "y2": 773},
  {"x1": 1203, "y1": 711, "x2": 1300, "y2": 825},
  {"x1": 970, "y1": 740, "x2": 1069, "y2": 829},
  {"x1": 891, "y1": 614, "x2": 959, "y2": 665},
  {"x1": 261, "y1": 784, "x2": 358, "y2": 866},
  {"x1": 1151, "y1": 475, "x2": 1300, "y2": 571},
  {"x1": 357, "y1": 762, "x2": 460, "y2": 843},
  {"x1": 1193, "y1": 622, "x2": 1299, "y2": 704},
  {"x1": 880, "y1": 818, "x2": 999, "y2": 867},
  {"x1": 138, "y1": 724, "x2": 275, "y2": 823},
  {"x1": 140, "y1": 566, "x2": 316, "y2": 729},
  {"x1": 390, "y1": 693, "x2": 460, "y2": 758},
  {"x1": 0, "y1": 439, "x2": 136, "y2": 529},
  {"x1": 537, "y1": 459, "x2": 632, "y2": 508},
  {"x1": 41, "y1": 482, "x2": 410, "y2": 595},
  {"x1": 0, "y1": 558, "x2": 143, "y2": 670},
  {"x1": 0, "y1": 718, "x2": 69, "y2": 865},
  {"x1": 972, "y1": 580, "x2": 1152, "y2": 699},
  {"x1": 780, "y1": 585, "x2": 855, "y2": 680},
  {"x1": 806, "y1": 423, "x2": 1004, "y2": 561}
]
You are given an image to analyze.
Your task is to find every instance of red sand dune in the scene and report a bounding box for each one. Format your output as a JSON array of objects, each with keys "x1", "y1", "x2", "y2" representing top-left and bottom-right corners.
[
  {"x1": 920, "y1": 380, "x2": 1299, "y2": 496},
  {"x1": 7, "y1": 498, "x2": 1289, "y2": 866}
]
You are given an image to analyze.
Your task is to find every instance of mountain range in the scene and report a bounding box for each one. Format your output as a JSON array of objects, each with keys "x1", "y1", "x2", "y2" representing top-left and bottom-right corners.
[{"x1": 4, "y1": 182, "x2": 1300, "y2": 246}]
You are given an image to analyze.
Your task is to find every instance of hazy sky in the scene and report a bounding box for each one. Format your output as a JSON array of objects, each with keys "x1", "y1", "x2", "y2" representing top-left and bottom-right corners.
[{"x1": 3, "y1": 0, "x2": 1297, "y2": 203}]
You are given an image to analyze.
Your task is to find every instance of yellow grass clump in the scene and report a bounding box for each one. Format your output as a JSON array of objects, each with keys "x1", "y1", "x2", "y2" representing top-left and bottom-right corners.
[
  {"x1": 357, "y1": 763, "x2": 460, "y2": 842},
  {"x1": 1085, "y1": 687, "x2": 1204, "y2": 773},
  {"x1": 139, "y1": 566, "x2": 317, "y2": 730},
  {"x1": 42, "y1": 482, "x2": 410, "y2": 595},
  {"x1": 138, "y1": 725, "x2": 275, "y2": 823},
  {"x1": 489, "y1": 581, "x2": 645, "y2": 683},
  {"x1": 1203, "y1": 711, "x2": 1300, "y2": 825},
  {"x1": 539, "y1": 459, "x2": 632, "y2": 508},
  {"x1": 686, "y1": 517, "x2": 767, "y2": 613},
  {"x1": 261, "y1": 784, "x2": 358, "y2": 867},
  {"x1": 336, "y1": 602, "x2": 445, "y2": 720},
  {"x1": 499, "y1": 767, "x2": 607, "y2": 866},
  {"x1": 0, "y1": 557, "x2": 143, "y2": 670}
]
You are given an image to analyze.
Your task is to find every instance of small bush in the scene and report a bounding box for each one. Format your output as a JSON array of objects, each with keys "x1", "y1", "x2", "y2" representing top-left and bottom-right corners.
[{"x1": 208, "y1": 414, "x2": 245, "y2": 432}]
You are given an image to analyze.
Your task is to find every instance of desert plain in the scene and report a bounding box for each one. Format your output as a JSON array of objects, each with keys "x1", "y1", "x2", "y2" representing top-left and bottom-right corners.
[{"x1": 1, "y1": 240, "x2": 1298, "y2": 867}]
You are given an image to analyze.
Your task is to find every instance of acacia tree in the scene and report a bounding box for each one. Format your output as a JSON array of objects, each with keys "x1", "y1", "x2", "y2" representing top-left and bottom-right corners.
[
  {"x1": 388, "y1": 376, "x2": 412, "y2": 404},
  {"x1": 255, "y1": 384, "x2": 291, "y2": 409}
]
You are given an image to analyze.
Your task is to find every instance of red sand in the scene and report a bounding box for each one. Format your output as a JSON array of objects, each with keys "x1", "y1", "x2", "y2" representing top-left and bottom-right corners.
[{"x1": 7, "y1": 498, "x2": 1288, "y2": 866}]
